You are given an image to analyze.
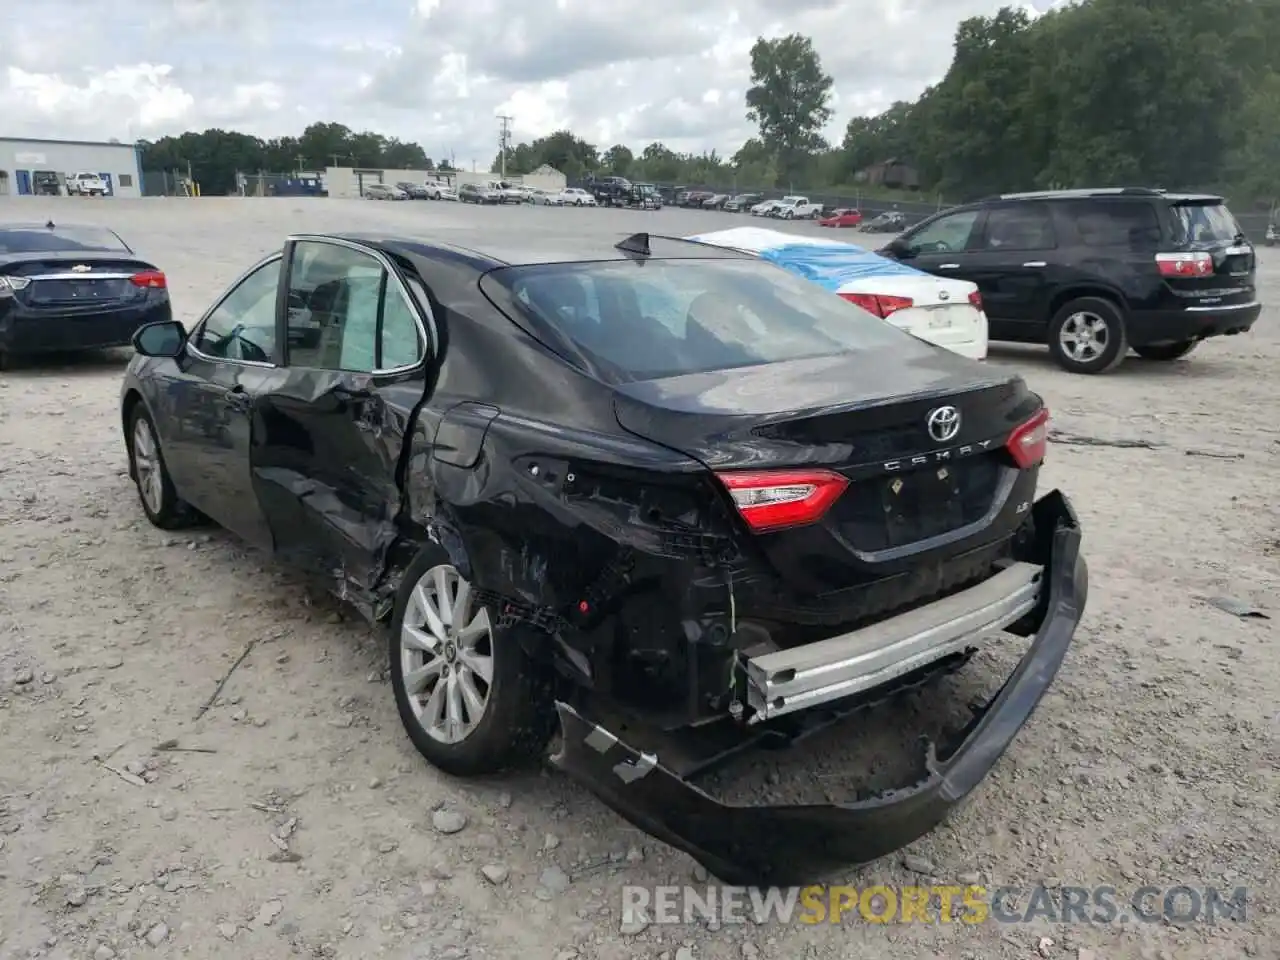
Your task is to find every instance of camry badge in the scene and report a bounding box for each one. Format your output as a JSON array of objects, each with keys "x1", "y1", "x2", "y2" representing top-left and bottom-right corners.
[
  {"x1": 70, "y1": 264, "x2": 92, "y2": 272},
  {"x1": 926, "y1": 405, "x2": 961, "y2": 443}
]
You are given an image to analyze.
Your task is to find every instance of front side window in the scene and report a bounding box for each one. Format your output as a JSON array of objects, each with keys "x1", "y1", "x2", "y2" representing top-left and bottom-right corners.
[
  {"x1": 485, "y1": 257, "x2": 912, "y2": 382},
  {"x1": 285, "y1": 241, "x2": 424, "y2": 372},
  {"x1": 905, "y1": 210, "x2": 981, "y2": 254},
  {"x1": 192, "y1": 258, "x2": 281, "y2": 363}
]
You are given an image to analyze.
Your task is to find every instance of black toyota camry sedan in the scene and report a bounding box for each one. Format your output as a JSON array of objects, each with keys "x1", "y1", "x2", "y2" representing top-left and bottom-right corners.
[
  {"x1": 119, "y1": 229, "x2": 1088, "y2": 884},
  {"x1": 0, "y1": 221, "x2": 170, "y2": 368}
]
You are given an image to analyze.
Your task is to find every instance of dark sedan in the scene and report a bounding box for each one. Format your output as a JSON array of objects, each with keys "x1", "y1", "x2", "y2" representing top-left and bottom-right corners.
[
  {"x1": 119, "y1": 229, "x2": 1086, "y2": 885},
  {"x1": 396, "y1": 181, "x2": 430, "y2": 199},
  {"x1": 0, "y1": 221, "x2": 169, "y2": 368}
]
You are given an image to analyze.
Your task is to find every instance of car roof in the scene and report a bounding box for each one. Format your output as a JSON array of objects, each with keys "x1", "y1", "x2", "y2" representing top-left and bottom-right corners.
[
  {"x1": 318, "y1": 232, "x2": 756, "y2": 269},
  {"x1": 981, "y1": 187, "x2": 1224, "y2": 204}
]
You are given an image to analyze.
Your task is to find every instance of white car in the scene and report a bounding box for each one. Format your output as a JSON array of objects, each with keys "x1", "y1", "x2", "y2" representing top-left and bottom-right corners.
[
  {"x1": 364, "y1": 183, "x2": 408, "y2": 200},
  {"x1": 750, "y1": 199, "x2": 782, "y2": 217},
  {"x1": 685, "y1": 226, "x2": 989, "y2": 361},
  {"x1": 770, "y1": 195, "x2": 823, "y2": 220},
  {"x1": 423, "y1": 180, "x2": 457, "y2": 200},
  {"x1": 66, "y1": 172, "x2": 107, "y2": 197},
  {"x1": 559, "y1": 188, "x2": 597, "y2": 207}
]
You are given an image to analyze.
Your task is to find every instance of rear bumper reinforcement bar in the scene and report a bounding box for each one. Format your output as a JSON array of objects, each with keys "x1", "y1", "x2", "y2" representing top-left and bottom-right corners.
[{"x1": 744, "y1": 560, "x2": 1043, "y2": 722}]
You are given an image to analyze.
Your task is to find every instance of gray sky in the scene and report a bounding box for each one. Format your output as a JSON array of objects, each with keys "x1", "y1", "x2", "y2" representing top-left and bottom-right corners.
[{"x1": 1, "y1": 0, "x2": 1048, "y2": 164}]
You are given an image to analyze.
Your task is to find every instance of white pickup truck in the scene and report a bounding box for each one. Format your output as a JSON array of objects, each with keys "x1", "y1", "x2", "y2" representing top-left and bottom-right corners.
[
  {"x1": 771, "y1": 195, "x2": 823, "y2": 220},
  {"x1": 66, "y1": 172, "x2": 108, "y2": 197}
]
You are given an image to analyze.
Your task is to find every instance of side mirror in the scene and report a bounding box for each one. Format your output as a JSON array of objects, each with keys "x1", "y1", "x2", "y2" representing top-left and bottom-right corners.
[
  {"x1": 884, "y1": 238, "x2": 914, "y2": 259},
  {"x1": 132, "y1": 319, "x2": 187, "y2": 357}
]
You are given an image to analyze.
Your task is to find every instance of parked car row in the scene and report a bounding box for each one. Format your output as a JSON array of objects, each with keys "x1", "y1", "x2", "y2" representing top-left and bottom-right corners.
[
  {"x1": 363, "y1": 179, "x2": 604, "y2": 206},
  {"x1": 366, "y1": 179, "x2": 459, "y2": 201}
]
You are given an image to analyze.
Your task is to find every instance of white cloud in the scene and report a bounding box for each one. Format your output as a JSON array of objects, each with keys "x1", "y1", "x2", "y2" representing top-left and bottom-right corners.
[{"x1": 1, "y1": 0, "x2": 1024, "y2": 164}]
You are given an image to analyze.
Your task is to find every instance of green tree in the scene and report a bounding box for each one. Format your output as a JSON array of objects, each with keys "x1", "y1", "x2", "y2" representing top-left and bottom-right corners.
[
  {"x1": 744, "y1": 34, "x2": 833, "y2": 185},
  {"x1": 600, "y1": 144, "x2": 634, "y2": 176}
]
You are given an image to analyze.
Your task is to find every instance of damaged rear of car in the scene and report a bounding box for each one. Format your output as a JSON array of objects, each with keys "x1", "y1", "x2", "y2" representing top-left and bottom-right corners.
[{"x1": 426, "y1": 234, "x2": 1087, "y2": 883}]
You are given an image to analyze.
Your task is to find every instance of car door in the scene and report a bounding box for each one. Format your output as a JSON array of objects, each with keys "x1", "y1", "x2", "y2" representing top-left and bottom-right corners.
[
  {"x1": 163, "y1": 254, "x2": 289, "y2": 550},
  {"x1": 251, "y1": 237, "x2": 433, "y2": 594},
  {"x1": 958, "y1": 203, "x2": 1060, "y2": 340},
  {"x1": 892, "y1": 208, "x2": 986, "y2": 281}
]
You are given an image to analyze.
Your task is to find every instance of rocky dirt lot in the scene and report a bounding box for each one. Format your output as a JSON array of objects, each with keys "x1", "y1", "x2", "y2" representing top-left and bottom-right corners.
[{"x1": 0, "y1": 198, "x2": 1276, "y2": 960}]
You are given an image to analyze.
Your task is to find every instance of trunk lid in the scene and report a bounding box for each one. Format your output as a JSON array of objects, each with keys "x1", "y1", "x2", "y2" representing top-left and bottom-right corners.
[
  {"x1": 3, "y1": 254, "x2": 157, "y2": 309},
  {"x1": 613, "y1": 350, "x2": 1039, "y2": 590}
]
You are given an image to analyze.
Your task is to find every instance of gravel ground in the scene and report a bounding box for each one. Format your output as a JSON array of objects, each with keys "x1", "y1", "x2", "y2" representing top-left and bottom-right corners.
[{"x1": 0, "y1": 197, "x2": 1276, "y2": 960}]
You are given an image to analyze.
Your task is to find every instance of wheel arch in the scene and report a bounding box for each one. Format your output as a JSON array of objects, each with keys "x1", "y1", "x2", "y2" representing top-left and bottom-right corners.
[{"x1": 1047, "y1": 284, "x2": 1129, "y2": 321}]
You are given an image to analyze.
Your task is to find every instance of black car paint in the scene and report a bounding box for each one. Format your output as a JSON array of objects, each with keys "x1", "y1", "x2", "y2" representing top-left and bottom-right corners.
[
  {"x1": 122, "y1": 230, "x2": 1081, "y2": 881},
  {"x1": 1, "y1": 247, "x2": 171, "y2": 356},
  {"x1": 883, "y1": 193, "x2": 1260, "y2": 348}
]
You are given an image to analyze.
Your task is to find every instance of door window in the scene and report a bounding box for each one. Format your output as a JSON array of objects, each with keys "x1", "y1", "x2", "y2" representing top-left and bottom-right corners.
[
  {"x1": 285, "y1": 240, "x2": 424, "y2": 372},
  {"x1": 191, "y1": 258, "x2": 281, "y2": 364},
  {"x1": 906, "y1": 210, "x2": 981, "y2": 254},
  {"x1": 977, "y1": 205, "x2": 1057, "y2": 251}
]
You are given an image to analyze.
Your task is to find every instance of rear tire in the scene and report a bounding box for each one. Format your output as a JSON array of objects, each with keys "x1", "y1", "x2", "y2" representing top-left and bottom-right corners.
[
  {"x1": 1047, "y1": 296, "x2": 1128, "y2": 375},
  {"x1": 389, "y1": 547, "x2": 557, "y2": 777},
  {"x1": 1133, "y1": 340, "x2": 1198, "y2": 361}
]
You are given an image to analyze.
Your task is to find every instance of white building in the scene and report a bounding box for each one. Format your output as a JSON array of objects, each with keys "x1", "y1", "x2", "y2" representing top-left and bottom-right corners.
[{"x1": 0, "y1": 137, "x2": 144, "y2": 198}]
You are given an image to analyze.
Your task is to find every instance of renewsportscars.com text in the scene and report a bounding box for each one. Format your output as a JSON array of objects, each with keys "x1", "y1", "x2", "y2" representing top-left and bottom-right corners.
[{"x1": 621, "y1": 884, "x2": 1249, "y2": 926}]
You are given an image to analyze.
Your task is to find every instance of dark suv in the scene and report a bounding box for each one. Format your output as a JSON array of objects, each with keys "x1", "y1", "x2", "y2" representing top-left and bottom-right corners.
[{"x1": 879, "y1": 188, "x2": 1261, "y2": 374}]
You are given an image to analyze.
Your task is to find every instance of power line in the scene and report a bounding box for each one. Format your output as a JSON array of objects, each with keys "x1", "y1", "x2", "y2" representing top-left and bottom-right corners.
[{"x1": 496, "y1": 115, "x2": 513, "y2": 179}]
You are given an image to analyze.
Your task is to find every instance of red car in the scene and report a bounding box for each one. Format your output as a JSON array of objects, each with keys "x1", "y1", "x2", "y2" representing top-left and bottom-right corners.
[{"x1": 818, "y1": 208, "x2": 864, "y2": 228}]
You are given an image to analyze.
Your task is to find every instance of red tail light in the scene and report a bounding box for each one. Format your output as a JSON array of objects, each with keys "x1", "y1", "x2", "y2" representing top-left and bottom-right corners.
[
  {"x1": 716, "y1": 469, "x2": 849, "y2": 533},
  {"x1": 130, "y1": 270, "x2": 166, "y2": 289},
  {"x1": 1006, "y1": 408, "x2": 1049, "y2": 469},
  {"x1": 838, "y1": 292, "x2": 914, "y2": 318},
  {"x1": 1155, "y1": 252, "x2": 1212, "y2": 277},
  {"x1": 968, "y1": 289, "x2": 983, "y2": 311}
]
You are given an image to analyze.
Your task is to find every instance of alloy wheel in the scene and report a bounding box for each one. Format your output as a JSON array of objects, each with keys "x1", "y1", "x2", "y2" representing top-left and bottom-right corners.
[
  {"x1": 132, "y1": 418, "x2": 164, "y2": 514},
  {"x1": 399, "y1": 564, "x2": 494, "y2": 744},
  {"x1": 1058, "y1": 311, "x2": 1110, "y2": 364}
]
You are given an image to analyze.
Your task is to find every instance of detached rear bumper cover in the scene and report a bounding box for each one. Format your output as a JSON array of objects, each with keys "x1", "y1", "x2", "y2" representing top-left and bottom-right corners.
[{"x1": 550, "y1": 490, "x2": 1088, "y2": 885}]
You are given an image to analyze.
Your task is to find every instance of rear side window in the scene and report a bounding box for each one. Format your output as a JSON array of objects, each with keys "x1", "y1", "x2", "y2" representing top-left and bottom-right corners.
[
  {"x1": 1170, "y1": 202, "x2": 1241, "y2": 245},
  {"x1": 484, "y1": 258, "x2": 912, "y2": 382},
  {"x1": 1066, "y1": 200, "x2": 1162, "y2": 247},
  {"x1": 0, "y1": 225, "x2": 128, "y2": 253}
]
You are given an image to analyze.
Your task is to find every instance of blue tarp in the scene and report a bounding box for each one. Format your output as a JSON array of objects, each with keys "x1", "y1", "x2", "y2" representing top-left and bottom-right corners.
[{"x1": 756, "y1": 242, "x2": 929, "y2": 292}]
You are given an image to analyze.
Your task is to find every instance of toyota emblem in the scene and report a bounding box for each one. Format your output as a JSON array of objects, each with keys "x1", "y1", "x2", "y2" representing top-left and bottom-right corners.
[
  {"x1": 938, "y1": 289, "x2": 950, "y2": 300},
  {"x1": 926, "y1": 405, "x2": 961, "y2": 443}
]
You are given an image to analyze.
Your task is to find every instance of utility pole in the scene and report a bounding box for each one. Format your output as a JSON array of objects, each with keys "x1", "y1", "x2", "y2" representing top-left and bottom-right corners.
[
  {"x1": 294, "y1": 154, "x2": 306, "y2": 175},
  {"x1": 496, "y1": 115, "x2": 513, "y2": 179}
]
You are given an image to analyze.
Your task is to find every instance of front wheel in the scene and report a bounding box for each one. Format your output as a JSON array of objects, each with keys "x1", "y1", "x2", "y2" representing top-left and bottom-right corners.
[
  {"x1": 1133, "y1": 340, "x2": 1198, "y2": 361},
  {"x1": 389, "y1": 549, "x2": 556, "y2": 776},
  {"x1": 1047, "y1": 296, "x2": 1129, "y2": 374},
  {"x1": 127, "y1": 406, "x2": 201, "y2": 528}
]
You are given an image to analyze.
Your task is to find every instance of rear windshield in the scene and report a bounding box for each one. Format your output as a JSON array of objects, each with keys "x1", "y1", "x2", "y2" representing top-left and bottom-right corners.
[
  {"x1": 0, "y1": 225, "x2": 128, "y2": 253},
  {"x1": 486, "y1": 257, "x2": 912, "y2": 382},
  {"x1": 1171, "y1": 202, "x2": 1241, "y2": 245}
]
